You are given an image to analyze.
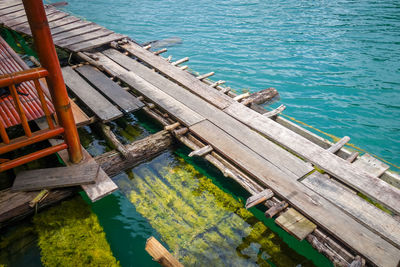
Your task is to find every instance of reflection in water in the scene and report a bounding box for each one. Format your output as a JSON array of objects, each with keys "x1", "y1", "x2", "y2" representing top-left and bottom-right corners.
[{"x1": 114, "y1": 151, "x2": 315, "y2": 266}]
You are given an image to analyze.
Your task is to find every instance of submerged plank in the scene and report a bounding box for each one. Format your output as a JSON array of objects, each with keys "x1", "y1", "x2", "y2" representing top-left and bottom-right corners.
[
  {"x1": 12, "y1": 162, "x2": 99, "y2": 191},
  {"x1": 119, "y1": 71, "x2": 205, "y2": 126},
  {"x1": 145, "y1": 237, "x2": 183, "y2": 267},
  {"x1": 189, "y1": 120, "x2": 400, "y2": 267},
  {"x1": 62, "y1": 66, "x2": 122, "y2": 122},
  {"x1": 121, "y1": 41, "x2": 234, "y2": 109},
  {"x1": 275, "y1": 208, "x2": 317, "y2": 240},
  {"x1": 76, "y1": 65, "x2": 144, "y2": 113},
  {"x1": 101, "y1": 49, "x2": 313, "y2": 178},
  {"x1": 302, "y1": 172, "x2": 400, "y2": 249},
  {"x1": 224, "y1": 102, "x2": 400, "y2": 215}
]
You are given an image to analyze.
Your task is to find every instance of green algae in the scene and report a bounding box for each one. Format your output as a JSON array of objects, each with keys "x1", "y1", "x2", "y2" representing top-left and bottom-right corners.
[
  {"x1": 114, "y1": 151, "x2": 316, "y2": 266},
  {"x1": 33, "y1": 196, "x2": 119, "y2": 267}
]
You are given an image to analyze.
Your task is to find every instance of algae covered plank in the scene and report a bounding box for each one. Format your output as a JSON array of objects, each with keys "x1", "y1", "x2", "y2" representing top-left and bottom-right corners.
[
  {"x1": 76, "y1": 64, "x2": 144, "y2": 113},
  {"x1": 119, "y1": 70, "x2": 205, "y2": 126},
  {"x1": 11, "y1": 162, "x2": 99, "y2": 191},
  {"x1": 101, "y1": 49, "x2": 313, "y2": 178},
  {"x1": 62, "y1": 66, "x2": 122, "y2": 122},
  {"x1": 121, "y1": 41, "x2": 234, "y2": 109},
  {"x1": 302, "y1": 172, "x2": 400, "y2": 249},
  {"x1": 275, "y1": 208, "x2": 316, "y2": 240},
  {"x1": 224, "y1": 102, "x2": 400, "y2": 215},
  {"x1": 189, "y1": 120, "x2": 400, "y2": 267}
]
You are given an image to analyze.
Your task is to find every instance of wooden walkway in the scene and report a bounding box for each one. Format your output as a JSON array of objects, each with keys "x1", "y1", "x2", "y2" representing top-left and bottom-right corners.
[
  {"x1": 1, "y1": 2, "x2": 400, "y2": 266},
  {"x1": 0, "y1": 0, "x2": 126, "y2": 52},
  {"x1": 69, "y1": 43, "x2": 400, "y2": 266}
]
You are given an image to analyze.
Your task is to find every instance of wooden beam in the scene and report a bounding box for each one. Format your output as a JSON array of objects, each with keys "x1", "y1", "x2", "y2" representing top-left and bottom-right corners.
[
  {"x1": 145, "y1": 237, "x2": 183, "y2": 267},
  {"x1": 263, "y1": 104, "x2": 286, "y2": 118},
  {"x1": 188, "y1": 145, "x2": 213, "y2": 157},
  {"x1": 245, "y1": 189, "x2": 273, "y2": 209},
  {"x1": 327, "y1": 136, "x2": 350, "y2": 154}
]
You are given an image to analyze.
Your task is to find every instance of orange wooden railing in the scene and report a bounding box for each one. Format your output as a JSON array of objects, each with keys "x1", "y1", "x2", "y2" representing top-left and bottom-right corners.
[{"x1": 0, "y1": 0, "x2": 83, "y2": 171}]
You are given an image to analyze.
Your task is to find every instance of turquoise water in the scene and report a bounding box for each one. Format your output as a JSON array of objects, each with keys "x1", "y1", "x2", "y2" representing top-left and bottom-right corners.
[{"x1": 58, "y1": 0, "x2": 400, "y2": 167}]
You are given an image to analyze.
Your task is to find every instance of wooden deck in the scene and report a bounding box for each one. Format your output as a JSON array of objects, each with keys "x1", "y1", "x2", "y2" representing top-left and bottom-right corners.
[
  {"x1": 73, "y1": 44, "x2": 400, "y2": 266},
  {"x1": 1, "y1": 2, "x2": 400, "y2": 266},
  {"x1": 0, "y1": 0, "x2": 126, "y2": 52}
]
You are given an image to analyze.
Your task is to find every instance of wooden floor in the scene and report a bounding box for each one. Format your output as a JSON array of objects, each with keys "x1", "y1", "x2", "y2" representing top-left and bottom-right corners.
[
  {"x1": 0, "y1": 0, "x2": 126, "y2": 52},
  {"x1": 70, "y1": 45, "x2": 400, "y2": 266}
]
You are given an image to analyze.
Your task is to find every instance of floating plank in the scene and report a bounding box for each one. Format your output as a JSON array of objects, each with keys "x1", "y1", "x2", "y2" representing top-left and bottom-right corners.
[
  {"x1": 352, "y1": 153, "x2": 390, "y2": 178},
  {"x1": 224, "y1": 102, "x2": 400, "y2": 215},
  {"x1": 275, "y1": 208, "x2": 317, "y2": 240},
  {"x1": 119, "y1": 71, "x2": 205, "y2": 126},
  {"x1": 245, "y1": 189, "x2": 274, "y2": 209},
  {"x1": 121, "y1": 41, "x2": 234, "y2": 109},
  {"x1": 302, "y1": 172, "x2": 400, "y2": 249},
  {"x1": 52, "y1": 24, "x2": 103, "y2": 42},
  {"x1": 66, "y1": 33, "x2": 125, "y2": 52},
  {"x1": 145, "y1": 237, "x2": 183, "y2": 267},
  {"x1": 189, "y1": 120, "x2": 400, "y2": 267},
  {"x1": 101, "y1": 49, "x2": 313, "y2": 178},
  {"x1": 12, "y1": 162, "x2": 99, "y2": 191},
  {"x1": 76, "y1": 65, "x2": 144, "y2": 113},
  {"x1": 62, "y1": 66, "x2": 122, "y2": 122}
]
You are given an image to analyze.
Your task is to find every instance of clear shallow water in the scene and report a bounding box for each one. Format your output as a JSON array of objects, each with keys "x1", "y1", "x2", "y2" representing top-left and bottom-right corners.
[{"x1": 58, "y1": 0, "x2": 400, "y2": 167}]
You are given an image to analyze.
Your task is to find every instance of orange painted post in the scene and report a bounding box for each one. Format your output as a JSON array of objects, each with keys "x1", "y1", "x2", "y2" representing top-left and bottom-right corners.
[{"x1": 22, "y1": 0, "x2": 82, "y2": 163}]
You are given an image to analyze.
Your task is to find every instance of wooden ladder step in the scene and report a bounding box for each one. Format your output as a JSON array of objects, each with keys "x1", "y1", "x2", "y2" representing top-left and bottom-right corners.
[{"x1": 12, "y1": 161, "x2": 99, "y2": 191}]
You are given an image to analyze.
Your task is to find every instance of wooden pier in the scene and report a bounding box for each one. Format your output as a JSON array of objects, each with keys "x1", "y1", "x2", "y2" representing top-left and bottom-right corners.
[{"x1": 1, "y1": 2, "x2": 400, "y2": 266}]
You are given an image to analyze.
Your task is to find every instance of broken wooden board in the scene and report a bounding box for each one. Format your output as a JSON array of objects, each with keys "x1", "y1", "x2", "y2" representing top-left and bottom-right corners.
[
  {"x1": 275, "y1": 208, "x2": 317, "y2": 240},
  {"x1": 76, "y1": 65, "x2": 144, "y2": 113},
  {"x1": 302, "y1": 172, "x2": 400, "y2": 249},
  {"x1": 189, "y1": 120, "x2": 400, "y2": 267},
  {"x1": 245, "y1": 189, "x2": 273, "y2": 209},
  {"x1": 11, "y1": 162, "x2": 99, "y2": 191},
  {"x1": 100, "y1": 49, "x2": 313, "y2": 178},
  {"x1": 224, "y1": 102, "x2": 400, "y2": 215},
  {"x1": 352, "y1": 153, "x2": 390, "y2": 178},
  {"x1": 145, "y1": 237, "x2": 183, "y2": 267},
  {"x1": 62, "y1": 66, "x2": 123, "y2": 122},
  {"x1": 36, "y1": 118, "x2": 118, "y2": 202},
  {"x1": 121, "y1": 41, "x2": 234, "y2": 109}
]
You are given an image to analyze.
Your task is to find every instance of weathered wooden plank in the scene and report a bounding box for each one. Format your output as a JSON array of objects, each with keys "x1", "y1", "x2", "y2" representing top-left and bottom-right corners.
[
  {"x1": 11, "y1": 162, "x2": 99, "y2": 191},
  {"x1": 5, "y1": 7, "x2": 59, "y2": 28},
  {"x1": 70, "y1": 98, "x2": 91, "y2": 127},
  {"x1": 121, "y1": 41, "x2": 234, "y2": 109},
  {"x1": 302, "y1": 172, "x2": 400, "y2": 249},
  {"x1": 145, "y1": 237, "x2": 183, "y2": 267},
  {"x1": 224, "y1": 102, "x2": 400, "y2": 214},
  {"x1": 275, "y1": 208, "x2": 317, "y2": 240},
  {"x1": 51, "y1": 20, "x2": 93, "y2": 35},
  {"x1": 52, "y1": 24, "x2": 103, "y2": 42},
  {"x1": 0, "y1": 0, "x2": 21, "y2": 10},
  {"x1": 352, "y1": 153, "x2": 390, "y2": 177},
  {"x1": 76, "y1": 65, "x2": 144, "y2": 113},
  {"x1": 67, "y1": 33, "x2": 126, "y2": 52},
  {"x1": 101, "y1": 49, "x2": 313, "y2": 178},
  {"x1": 245, "y1": 189, "x2": 274, "y2": 209},
  {"x1": 119, "y1": 71, "x2": 205, "y2": 126},
  {"x1": 62, "y1": 66, "x2": 122, "y2": 122},
  {"x1": 327, "y1": 136, "x2": 350, "y2": 154},
  {"x1": 0, "y1": 8, "x2": 25, "y2": 19},
  {"x1": 55, "y1": 28, "x2": 113, "y2": 47},
  {"x1": 189, "y1": 120, "x2": 400, "y2": 267}
]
